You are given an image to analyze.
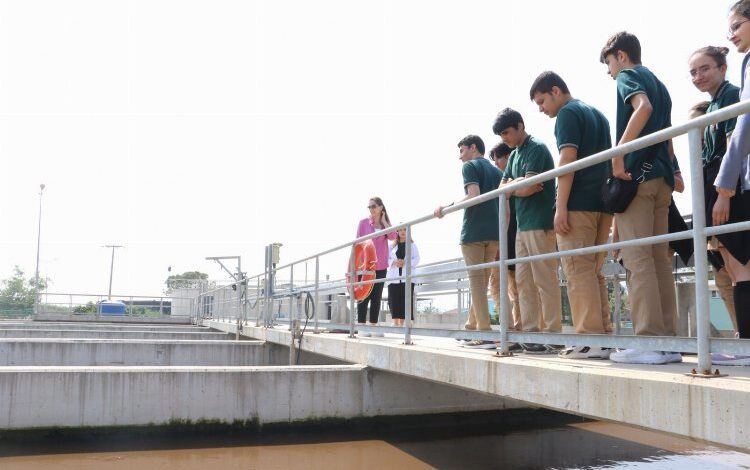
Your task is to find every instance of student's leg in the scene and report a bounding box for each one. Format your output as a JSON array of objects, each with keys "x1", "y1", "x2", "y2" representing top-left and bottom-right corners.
[
  {"x1": 461, "y1": 242, "x2": 486, "y2": 330},
  {"x1": 719, "y1": 247, "x2": 750, "y2": 338},
  {"x1": 557, "y1": 211, "x2": 606, "y2": 334},
  {"x1": 488, "y1": 263, "x2": 500, "y2": 317},
  {"x1": 595, "y1": 213, "x2": 615, "y2": 333},
  {"x1": 714, "y1": 266, "x2": 737, "y2": 331},
  {"x1": 473, "y1": 240, "x2": 498, "y2": 330},
  {"x1": 508, "y1": 269, "x2": 521, "y2": 330},
  {"x1": 652, "y1": 181, "x2": 677, "y2": 336},
  {"x1": 526, "y1": 229, "x2": 562, "y2": 333},
  {"x1": 357, "y1": 298, "x2": 369, "y2": 324},
  {"x1": 368, "y1": 269, "x2": 387, "y2": 324},
  {"x1": 515, "y1": 232, "x2": 541, "y2": 332},
  {"x1": 617, "y1": 178, "x2": 667, "y2": 336}
]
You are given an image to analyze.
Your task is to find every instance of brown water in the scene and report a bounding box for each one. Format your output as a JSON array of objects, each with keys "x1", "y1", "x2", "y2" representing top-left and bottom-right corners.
[{"x1": 1, "y1": 417, "x2": 749, "y2": 469}]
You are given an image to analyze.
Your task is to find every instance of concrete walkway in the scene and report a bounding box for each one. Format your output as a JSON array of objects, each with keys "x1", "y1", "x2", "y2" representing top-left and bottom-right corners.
[{"x1": 207, "y1": 319, "x2": 750, "y2": 451}]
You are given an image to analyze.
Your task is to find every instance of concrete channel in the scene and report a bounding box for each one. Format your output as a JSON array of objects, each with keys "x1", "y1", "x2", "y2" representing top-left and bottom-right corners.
[
  {"x1": 0, "y1": 321, "x2": 517, "y2": 430},
  {"x1": 206, "y1": 319, "x2": 750, "y2": 451}
]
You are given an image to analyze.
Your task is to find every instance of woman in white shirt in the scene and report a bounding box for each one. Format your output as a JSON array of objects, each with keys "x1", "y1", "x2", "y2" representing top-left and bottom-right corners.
[{"x1": 386, "y1": 228, "x2": 421, "y2": 326}]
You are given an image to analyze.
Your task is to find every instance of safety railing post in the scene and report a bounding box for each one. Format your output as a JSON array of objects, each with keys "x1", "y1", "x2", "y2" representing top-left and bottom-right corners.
[
  {"x1": 314, "y1": 256, "x2": 320, "y2": 333},
  {"x1": 349, "y1": 245, "x2": 356, "y2": 338},
  {"x1": 613, "y1": 274, "x2": 622, "y2": 335},
  {"x1": 405, "y1": 225, "x2": 413, "y2": 345},
  {"x1": 688, "y1": 127, "x2": 712, "y2": 373},
  {"x1": 457, "y1": 283, "x2": 463, "y2": 331},
  {"x1": 289, "y1": 265, "x2": 295, "y2": 331},
  {"x1": 497, "y1": 193, "x2": 510, "y2": 355}
]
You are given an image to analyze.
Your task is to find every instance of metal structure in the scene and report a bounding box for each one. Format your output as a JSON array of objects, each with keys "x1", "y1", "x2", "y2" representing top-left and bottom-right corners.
[
  {"x1": 103, "y1": 245, "x2": 123, "y2": 300},
  {"x1": 195, "y1": 100, "x2": 750, "y2": 374}
]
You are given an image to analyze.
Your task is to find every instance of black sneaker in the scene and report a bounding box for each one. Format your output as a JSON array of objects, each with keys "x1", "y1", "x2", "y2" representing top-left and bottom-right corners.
[{"x1": 522, "y1": 343, "x2": 548, "y2": 354}]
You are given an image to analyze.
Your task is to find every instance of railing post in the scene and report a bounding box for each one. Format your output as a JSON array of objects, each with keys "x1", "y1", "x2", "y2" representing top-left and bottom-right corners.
[
  {"x1": 497, "y1": 193, "x2": 511, "y2": 355},
  {"x1": 457, "y1": 280, "x2": 463, "y2": 331},
  {"x1": 314, "y1": 256, "x2": 320, "y2": 333},
  {"x1": 349, "y1": 245, "x2": 356, "y2": 338},
  {"x1": 404, "y1": 225, "x2": 413, "y2": 345},
  {"x1": 688, "y1": 127, "x2": 712, "y2": 373},
  {"x1": 613, "y1": 274, "x2": 622, "y2": 335},
  {"x1": 289, "y1": 265, "x2": 295, "y2": 331},
  {"x1": 255, "y1": 277, "x2": 261, "y2": 327}
]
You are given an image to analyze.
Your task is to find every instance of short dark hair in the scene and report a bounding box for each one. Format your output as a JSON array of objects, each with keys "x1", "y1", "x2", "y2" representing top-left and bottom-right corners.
[
  {"x1": 691, "y1": 46, "x2": 730, "y2": 68},
  {"x1": 529, "y1": 71, "x2": 571, "y2": 100},
  {"x1": 600, "y1": 31, "x2": 641, "y2": 64},
  {"x1": 731, "y1": 0, "x2": 750, "y2": 18},
  {"x1": 489, "y1": 143, "x2": 513, "y2": 159},
  {"x1": 690, "y1": 101, "x2": 711, "y2": 116},
  {"x1": 457, "y1": 134, "x2": 485, "y2": 155},
  {"x1": 492, "y1": 108, "x2": 524, "y2": 135}
]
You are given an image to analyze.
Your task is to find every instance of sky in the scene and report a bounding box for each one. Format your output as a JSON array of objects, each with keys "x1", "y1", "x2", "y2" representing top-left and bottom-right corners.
[{"x1": 0, "y1": 0, "x2": 744, "y2": 297}]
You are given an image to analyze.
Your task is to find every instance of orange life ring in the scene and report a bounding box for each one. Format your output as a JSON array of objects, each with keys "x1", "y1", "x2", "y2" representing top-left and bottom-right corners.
[{"x1": 346, "y1": 240, "x2": 378, "y2": 301}]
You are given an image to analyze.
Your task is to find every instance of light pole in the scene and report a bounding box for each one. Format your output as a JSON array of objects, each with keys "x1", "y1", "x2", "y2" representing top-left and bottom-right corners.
[
  {"x1": 33, "y1": 184, "x2": 45, "y2": 315},
  {"x1": 103, "y1": 245, "x2": 123, "y2": 300}
]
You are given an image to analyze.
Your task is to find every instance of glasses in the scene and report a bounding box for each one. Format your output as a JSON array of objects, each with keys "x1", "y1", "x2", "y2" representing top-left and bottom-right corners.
[
  {"x1": 367, "y1": 205, "x2": 378, "y2": 210},
  {"x1": 689, "y1": 65, "x2": 719, "y2": 78},
  {"x1": 728, "y1": 19, "x2": 750, "y2": 38}
]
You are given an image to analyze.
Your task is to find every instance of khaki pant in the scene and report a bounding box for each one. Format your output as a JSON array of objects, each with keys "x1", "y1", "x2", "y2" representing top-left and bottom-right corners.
[
  {"x1": 516, "y1": 230, "x2": 561, "y2": 332},
  {"x1": 461, "y1": 240, "x2": 499, "y2": 331},
  {"x1": 557, "y1": 211, "x2": 614, "y2": 334},
  {"x1": 714, "y1": 265, "x2": 737, "y2": 331},
  {"x1": 489, "y1": 266, "x2": 521, "y2": 330},
  {"x1": 617, "y1": 178, "x2": 677, "y2": 336}
]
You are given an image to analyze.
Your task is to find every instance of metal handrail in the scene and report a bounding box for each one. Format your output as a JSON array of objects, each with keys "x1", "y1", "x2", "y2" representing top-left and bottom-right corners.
[{"x1": 204, "y1": 99, "x2": 750, "y2": 373}]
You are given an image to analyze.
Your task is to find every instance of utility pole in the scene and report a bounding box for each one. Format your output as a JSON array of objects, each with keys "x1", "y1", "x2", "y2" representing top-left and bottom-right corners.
[
  {"x1": 33, "y1": 184, "x2": 45, "y2": 315},
  {"x1": 103, "y1": 245, "x2": 124, "y2": 300}
]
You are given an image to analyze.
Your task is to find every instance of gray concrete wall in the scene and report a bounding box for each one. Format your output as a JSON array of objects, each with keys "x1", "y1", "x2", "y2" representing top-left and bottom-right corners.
[
  {"x1": 0, "y1": 366, "x2": 514, "y2": 430},
  {"x1": 0, "y1": 329, "x2": 232, "y2": 340},
  {"x1": 0, "y1": 339, "x2": 290, "y2": 367},
  {"x1": 34, "y1": 314, "x2": 193, "y2": 324},
  {"x1": 2, "y1": 322, "x2": 207, "y2": 333}
]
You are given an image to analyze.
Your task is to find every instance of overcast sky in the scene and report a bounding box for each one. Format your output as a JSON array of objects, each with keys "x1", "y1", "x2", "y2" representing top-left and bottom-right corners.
[{"x1": 0, "y1": 0, "x2": 742, "y2": 297}]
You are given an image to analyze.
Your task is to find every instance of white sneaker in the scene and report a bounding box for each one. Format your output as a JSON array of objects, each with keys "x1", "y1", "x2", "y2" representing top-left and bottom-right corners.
[
  {"x1": 711, "y1": 353, "x2": 750, "y2": 366},
  {"x1": 610, "y1": 349, "x2": 680, "y2": 365},
  {"x1": 558, "y1": 345, "x2": 612, "y2": 359}
]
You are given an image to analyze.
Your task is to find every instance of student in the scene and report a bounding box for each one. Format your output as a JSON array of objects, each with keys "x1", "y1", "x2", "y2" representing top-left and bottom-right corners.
[
  {"x1": 712, "y1": 0, "x2": 750, "y2": 363},
  {"x1": 355, "y1": 197, "x2": 397, "y2": 337},
  {"x1": 688, "y1": 46, "x2": 740, "y2": 335},
  {"x1": 488, "y1": 143, "x2": 521, "y2": 333},
  {"x1": 599, "y1": 31, "x2": 681, "y2": 364},
  {"x1": 434, "y1": 135, "x2": 502, "y2": 349},
  {"x1": 386, "y1": 227, "x2": 420, "y2": 327},
  {"x1": 529, "y1": 71, "x2": 613, "y2": 359},
  {"x1": 494, "y1": 108, "x2": 561, "y2": 354},
  {"x1": 687, "y1": 99, "x2": 737, "y2": 333}
]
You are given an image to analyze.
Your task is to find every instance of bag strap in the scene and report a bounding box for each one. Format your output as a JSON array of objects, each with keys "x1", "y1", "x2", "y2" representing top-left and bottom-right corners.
[{"x1": 634, "y1": 154, "x2": 657, "y2": 183}]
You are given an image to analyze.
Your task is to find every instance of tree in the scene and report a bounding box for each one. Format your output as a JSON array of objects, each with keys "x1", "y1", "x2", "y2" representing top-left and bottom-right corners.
[
  {"x1": 0, "y1": 266, "x2": 48, "y2": 312},
  {"x1": 165, "y1": 271, "x2": 209, "y2": 291}
]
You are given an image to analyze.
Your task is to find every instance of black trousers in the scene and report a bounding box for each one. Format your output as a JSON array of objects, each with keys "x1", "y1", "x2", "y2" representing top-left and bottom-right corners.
[
  {"x1": 387, "y1": 283, "x2": 415, "y2": 320},
  {"x1": 357, "y1": 269, "x2": 386, "y2": 323}
]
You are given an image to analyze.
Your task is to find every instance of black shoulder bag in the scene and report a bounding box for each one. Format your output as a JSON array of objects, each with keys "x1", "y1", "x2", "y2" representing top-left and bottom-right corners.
[{"x1": 601, "y1": 157, "x2": 656, "y2": 213}]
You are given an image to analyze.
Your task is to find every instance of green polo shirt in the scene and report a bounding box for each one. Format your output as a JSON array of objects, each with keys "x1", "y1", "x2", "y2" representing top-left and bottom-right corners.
[
  {"x1": 615, "y1": 65, "x2": 674, "y2": 187},
  {"x1": 703, "y1": 80, "x2": 740, "y2": 166},
  {"x1": 555, "y1": 99, "x2": 612, "y2": 212},
  {"x1": 460, "y1": 157, "x2": 502, "y2": 244},
  {"x1": 503, "y1": 135, "x2": 555, "y2": 232}
]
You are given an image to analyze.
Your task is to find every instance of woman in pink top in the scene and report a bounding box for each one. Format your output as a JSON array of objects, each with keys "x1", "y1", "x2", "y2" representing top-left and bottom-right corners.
[{"x1": 355, "y1": 197, "x2": 397, "y2": 337}]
